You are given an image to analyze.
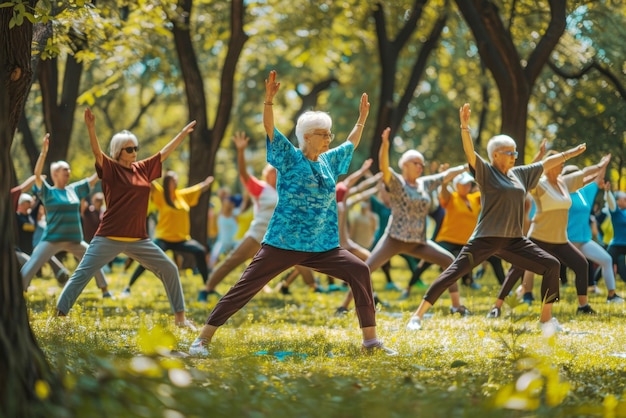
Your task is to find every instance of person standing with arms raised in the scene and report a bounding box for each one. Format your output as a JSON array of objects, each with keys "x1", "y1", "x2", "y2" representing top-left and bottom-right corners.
[{"x1": 189, "y1": 70, "x2": 396, "y2": 356}]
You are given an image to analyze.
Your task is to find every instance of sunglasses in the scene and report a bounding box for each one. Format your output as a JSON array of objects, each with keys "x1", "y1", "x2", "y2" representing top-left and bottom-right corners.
[
  {"x1": 123, "y1": 146, "x2": 139, "y2": 153},
  {"x1": 498, "y1": 150, "x2": 518, "y2": 158}
]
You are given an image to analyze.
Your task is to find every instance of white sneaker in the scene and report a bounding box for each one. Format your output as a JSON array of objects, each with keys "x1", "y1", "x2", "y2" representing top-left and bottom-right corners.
[
  {"x1": 539, "y1": 317, "x2": 563, "y2": 336},
  {"x1": 189, "y1": 338, "x2": 209, "y2": 356},
  {"x1": 406, "y1": 316, "x2": 422, "y2": 331}
]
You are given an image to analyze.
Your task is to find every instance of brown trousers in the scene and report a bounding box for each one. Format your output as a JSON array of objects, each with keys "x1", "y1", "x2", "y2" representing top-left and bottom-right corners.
[{"x1": 206, "y1": 244, "x2": 376, "y2": 328}]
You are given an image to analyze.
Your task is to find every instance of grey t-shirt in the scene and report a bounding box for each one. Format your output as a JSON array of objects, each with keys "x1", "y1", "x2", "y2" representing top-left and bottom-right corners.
[{"x1": 470, "y1": 153, "x2": 543, "y2": 239}]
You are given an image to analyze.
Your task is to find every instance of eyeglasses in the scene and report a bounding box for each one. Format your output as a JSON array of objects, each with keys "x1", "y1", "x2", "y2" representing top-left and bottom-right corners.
[
  {"x1": 409, "y1": 160, "x2": 425, "y2": 167},
  {"x1": 498, "y1": 150, "x2": 518, "y2": 158},
  {"x1": 123, "y1": 146, "x2": 139, "y2": 153},
  {"x1": 311, "y1": 132, "x2": 335, "y2": 141}
]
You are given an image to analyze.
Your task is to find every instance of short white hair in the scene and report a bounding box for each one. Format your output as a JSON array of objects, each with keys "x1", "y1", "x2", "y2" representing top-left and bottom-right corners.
[
  {"x1": 50, "y1": 160, "x2": 70, "y2": 173},
  {"x1": 294, "y1": 111, "x2": 332, "y2": 148},
  {"x1": 486, "y1": 135, "x2": 517, "y2": 163},
  {"x1": 398, "y1": 150, "x2": 424, "y2": 170},
  {"x1": 109, "y1": 130, "x2": 139, "y2": 160}
]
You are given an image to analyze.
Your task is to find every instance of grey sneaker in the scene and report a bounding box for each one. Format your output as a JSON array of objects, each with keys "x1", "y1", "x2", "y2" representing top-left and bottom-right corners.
[
  {"x1": 176, "y1": 320, "x2": 198, "y2": 332},
  {"x1": 362, "y1": 341, "x2": 398, "y2": 356},
  {"x1": 450, "y1": 305, "x2": 472, "y2": 316},
  {"x1": 189, "y1": 337, "x2": 209, "y2": 356},
  {"x1": 486, "y1": 307, "x2": 501, "y2": 318},
  {"x1": 607, "y1": 294, "x2": 624, "y2": 304},
  {"x1": 406, "y1": 316, "x2": 422, "y2": 331}
]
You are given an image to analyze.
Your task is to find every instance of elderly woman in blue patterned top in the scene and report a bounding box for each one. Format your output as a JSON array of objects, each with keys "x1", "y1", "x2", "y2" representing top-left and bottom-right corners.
[{"x1": 189, "y1": 70, "x2": 396, "y2": 356}]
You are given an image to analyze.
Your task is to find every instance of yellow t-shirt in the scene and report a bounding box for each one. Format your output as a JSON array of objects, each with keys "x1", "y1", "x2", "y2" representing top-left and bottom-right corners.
[
  {"x1": 151, "y1": 182, "x2": 202, "y2": 242},
  {"x1": 435, "y1": 191, "x2": 481, "y2": 245}
]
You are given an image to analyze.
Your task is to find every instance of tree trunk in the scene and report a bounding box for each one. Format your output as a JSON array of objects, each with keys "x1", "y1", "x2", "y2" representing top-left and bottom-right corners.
[
  {"x1": 370, "y1": 0, "x2": 446, "y2": 170},
  {"x1": 1, "y1": 4, "x2": 62, "y2": 416},
  {"x1": 171, "y1": 0, "x2": 248, "y2": 247},
  {"x1": 455, "y1": 0, "x2": 567, "y2": 163}
]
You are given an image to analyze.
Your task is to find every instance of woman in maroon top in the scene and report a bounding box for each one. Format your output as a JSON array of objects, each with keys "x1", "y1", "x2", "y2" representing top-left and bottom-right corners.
[{"x1": 56, "y1": 108, "x2": 197, "y2": 329}]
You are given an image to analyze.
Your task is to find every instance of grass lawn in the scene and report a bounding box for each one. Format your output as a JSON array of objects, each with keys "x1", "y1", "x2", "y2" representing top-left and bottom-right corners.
[{"x1": 25, "y1": 256, "x2": 626, "y2": 417}]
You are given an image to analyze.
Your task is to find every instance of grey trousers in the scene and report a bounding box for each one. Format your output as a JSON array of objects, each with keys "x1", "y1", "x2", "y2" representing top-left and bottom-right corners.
[
  {"x1": 21, "y1": 240, "x2": 108, "y2": 289},
  {"x1": 57, "y1": 237, "x2": 185, "y2": 314}
]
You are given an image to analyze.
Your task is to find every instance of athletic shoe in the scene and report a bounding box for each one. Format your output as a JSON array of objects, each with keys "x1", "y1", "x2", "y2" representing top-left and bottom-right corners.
[
  {"x1": 335, "y1": 307, "x2": 349, "y2": 316},
  {"x1": 397, "y1": 290, "x2": 410, "y2": 301},
  {"x1": 539, "y1": 317, "x2": 563, "y2": 335},
  {"x1": 450, "y1": 305, "x2": 472, "y2": 316},
  {"x1": 607, "y1": 294, "x2": 625, "y2": 304},
  {"x1": 384, "y1": 282, "x2": 401, "y2": 291},
  {"x1": 176, "y1": 320, "x2": 198, "y2": 332},
  {"x1": 56, "y1": 270, "x2": 70, "y2": 285},
  {"x1": 473, "y1": 266, "x2": 485, "y2": 280},
  {"x1": 102, "y1": 291, "x2": 115, "y2": 300},
  {"x1": 522, "y1": 293, "x2": 535, "y2": 305},
  {"x1": 313, "y1": 285, "x2": 326, "y2": 293},
  {"x1": 406, "y1": 316, "x2": 422, "y2": 331},
  {"x1": 197, "y1": 290, "x2": 221, "y2": 302},
  {"x1": 189, "y1": 338, "x2": 209, "y2": 356},
  {"x1": 279, "y1": 283, "x2": 291, "y2": 295},
  {"x1": 120, "y1": 288, "x2": 131, "y2": 298},
  {"x1": 361, "y1": 341, "x2": 398, "y2": 356},
  {"x1": 576, "y1": 304, "x2": 596, "y2": 315},
  {"x1": 486, "y1": 307, "x2": 501, "y2": 318},
  {"x1": 413, "y1": 280, "x2": 429, "y2": 289},
  {"x1": 374, "y1": 295, "x2": 390, "y2": 308}
]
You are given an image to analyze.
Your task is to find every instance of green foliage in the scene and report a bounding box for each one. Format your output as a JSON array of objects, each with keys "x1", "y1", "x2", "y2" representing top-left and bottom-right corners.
[{"x1": 22, "y1": 258, "x2": 626, "y2": 416}]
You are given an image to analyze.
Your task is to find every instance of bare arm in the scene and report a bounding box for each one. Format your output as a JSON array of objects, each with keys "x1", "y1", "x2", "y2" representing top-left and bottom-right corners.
[
  {"x1": 160, "y1": 120, "x2": 197, "y2": 162},
  {"x1": 439, "y1": 178, "x2": 453, "y2": 206},
  {"x1": 87, "y1": 173, "x2": 99, "y2": 188},
  {"x1": 263, "y1": 70, "x2": 280, "y2": 141},
  {"x1": 604, "y1": 181, "x2": 616, "y2": 212},
  {"x1": 459, "y1": 103, "x2": 476, "y2": 169},
  {"x1": 341, "y1": 158, "x2": 373, "y2": 190},
  {"x1": 233, "y1": 131, "x2": 251, "y2": 184},
  {"x1": 379, "y1": 127, "x2": 392, "y2": 185},
  {"x1": 441, "y1": 164, "x2": 467, "y2": 184},
  {"x1": 34, "y1": 134, "x2": 50, "y2": 188},
  {"x1": 542, "y1": 143, "x2": 587, "y2": 173},
  {"x1": 346, "y1": 93, "x2": 370, "y2": 149},
  {"x1": 346, "y1": 184, "x2": 380, "y2": 208},
  {"x1": 531, "y1": 138, "x2": 548, "y2": 163},
  {"x1": 348, "y1": 172, "x2": 383, "y2": 197},
  {"x1": 17, "y1": 174, "x2": 38, "y2": 193},
  {"x1": 198, "y1": 176, "x2": 214, "y2": 192},
  {"x1": 84, "y1": 108, "x2": 104, "y2": 167}
]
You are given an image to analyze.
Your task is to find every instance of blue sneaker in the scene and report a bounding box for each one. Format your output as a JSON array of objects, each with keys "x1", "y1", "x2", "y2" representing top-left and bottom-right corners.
[{"x1": 197, "y1": 290, "x2": 221, "y2": 302}]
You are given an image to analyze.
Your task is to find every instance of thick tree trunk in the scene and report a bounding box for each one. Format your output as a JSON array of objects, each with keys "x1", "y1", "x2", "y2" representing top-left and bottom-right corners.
[
  {"x1": 370, "y1": 0, "x2": 445, "y2": 170},
  {"x1": 172, "y1": 0, "x2": 248, "y2": 246},
  {"x1": 455, "y1": 0, "x2": 566, "y2": 163},
  {"x1": 1, "y1": 5, "x2": 61, "y2": 416}
]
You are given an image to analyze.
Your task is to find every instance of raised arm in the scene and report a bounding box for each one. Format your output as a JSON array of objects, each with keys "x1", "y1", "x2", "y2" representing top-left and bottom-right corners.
[
  {"x1": 87, "y1": 173, "x2": 99, "y2": 188},
  {"x1": 160, "y1": 120, "x2": 197, "y2": 162},
  {"x1": 542, "y1": 143, "x2": 587, "y2": 173},
  {"x1": 459, "y1": 103, "x2": 476, "y2": 169},
  {"x1": 604, "y1": 181, "x2": 616, "y2": 212},
  {"x1": 34, "y1": 134, "x2": 50, "y2": 188},
  {"x1": 198, "y1": 176, "x2": 214, "y2": 192},
  {"x1": 84, "y1": 108, "x2": 104, "y2": 167},
  {"x1": 233, "y1": 131, "x2": 251, "y2": 184},
  {"x1": 440, "y1": 164, "x2": 468, "y2": 184},
  {"x1": 263, "y1": 70, "x2": 280, "y2": 141},
  {"x1": 341, "y1": 158, "x2": 373, "y2": 190},
  {"x1": 439, "y1": 177, "x2": 453, "y2": 206},
  {"x1": 346, "y1": 93, "x2": 370, "y2": 149},
  {"x1": 17, "y1": 174, "x2": 38, "y2": 193},
  {"x1": 379, "y1": 127, "x2": 392, "y2": 185},
  {"x1": 531, "y1": 138, "x2": 548, "y2": 163}
]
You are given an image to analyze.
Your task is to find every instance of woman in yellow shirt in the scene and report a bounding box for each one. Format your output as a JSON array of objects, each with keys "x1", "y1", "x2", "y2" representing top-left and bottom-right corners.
[{"x1": 122, "y1": 171, "x2": 213, "y2": 294}]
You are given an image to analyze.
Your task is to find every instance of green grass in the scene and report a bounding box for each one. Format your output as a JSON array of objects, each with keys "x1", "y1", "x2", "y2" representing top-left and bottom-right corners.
[{"x1": 25, "y1": 257, "x2": 626, "y2": 417}]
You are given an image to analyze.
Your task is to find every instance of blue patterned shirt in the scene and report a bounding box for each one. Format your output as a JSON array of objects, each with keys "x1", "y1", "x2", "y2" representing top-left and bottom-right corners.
[{"x1": 263, "y1": 128, "x2": 353, "y2": 252}]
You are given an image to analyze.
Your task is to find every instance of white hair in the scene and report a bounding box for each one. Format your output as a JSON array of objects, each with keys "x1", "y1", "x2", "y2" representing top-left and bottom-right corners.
[
  {"x1": 398, "y1": 150, "x2": 424, "y2": 170},
  {"x1": 109, "y1": 130, "x2": 139, "y2": 160},
  {"x1": 50, "y1": 160, "x2": 70, "y2": 173},
  {"x1": 486, "y1": 135, "x2": 517, "y2": 163},
  {"x1": 294, "y1": 111, "x2": 332, "y2": 148}
]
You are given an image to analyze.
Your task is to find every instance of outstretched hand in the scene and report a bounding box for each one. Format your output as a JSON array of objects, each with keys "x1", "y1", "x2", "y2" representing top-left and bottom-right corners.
[
  {"x1": 41, "y1": 133, "x2": 50, "y2": 154},
  {"x1": 381, "y1": 127, "x2": 391, "y2": 145},
  {"x1": 459, "y1": 103, "x2": 471, "y2": 128},
  {"x1": 358, "y1": 93, "x2": 370, "y2": 121},
  {"x1": 84, "y1": 108, "x2": 96, "y2": 128},
  {"x1": 182, "y1": 120, "x2": 197, "y2": 136},
  {"x1": 265, "y1": 70, "x2": 280, "y2": 101},
  {"x1": 233, "y1": 131, "x2": 250, "y2": 150}
]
